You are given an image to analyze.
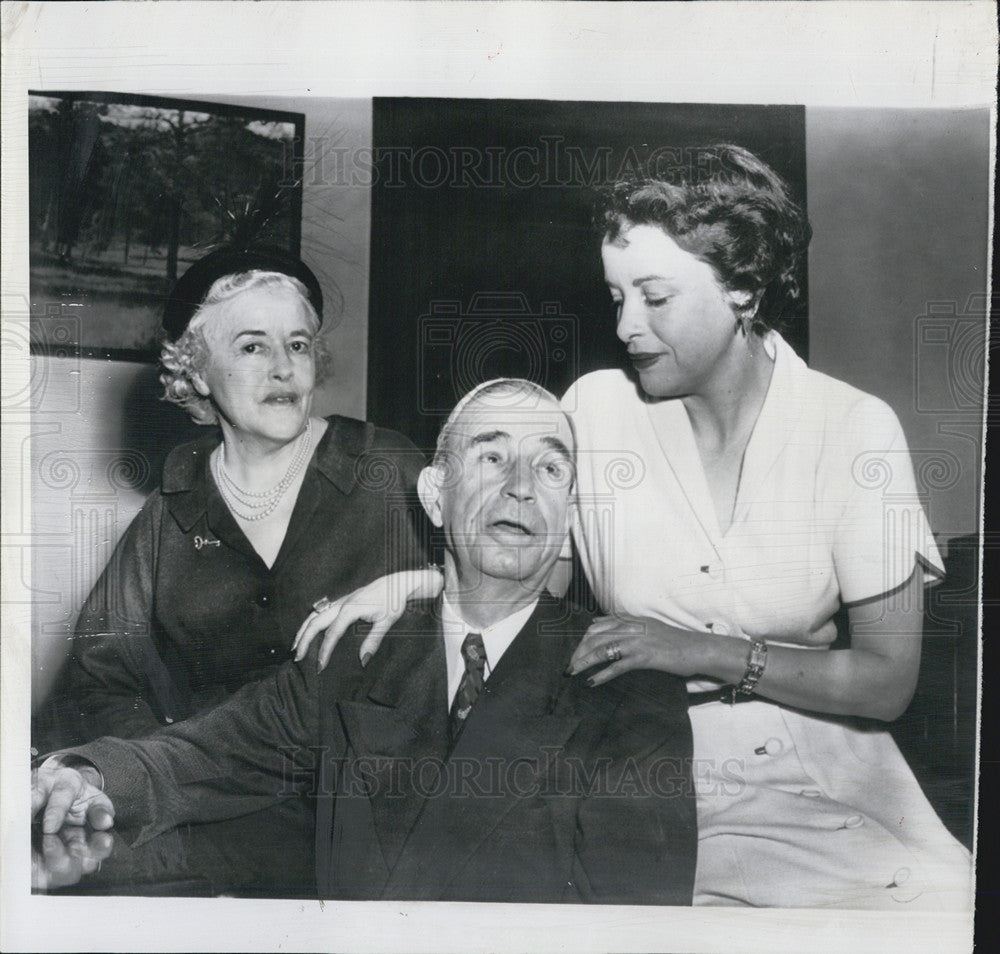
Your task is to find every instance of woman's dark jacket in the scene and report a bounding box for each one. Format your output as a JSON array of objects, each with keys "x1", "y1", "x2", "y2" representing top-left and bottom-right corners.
[{"x1": 59, "y1": 414, "x2": 428, "y2": 748}]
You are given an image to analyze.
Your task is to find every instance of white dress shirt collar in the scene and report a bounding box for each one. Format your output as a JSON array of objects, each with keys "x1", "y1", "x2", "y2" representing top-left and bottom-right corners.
[{"x1": 440, "y1": 593, "x2": 539, "y2": 707}]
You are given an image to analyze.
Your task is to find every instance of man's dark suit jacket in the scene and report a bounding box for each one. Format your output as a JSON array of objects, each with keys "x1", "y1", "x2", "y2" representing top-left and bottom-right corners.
[{"x1": 71, "y1": 596, "x2": 696, "y2": 904}]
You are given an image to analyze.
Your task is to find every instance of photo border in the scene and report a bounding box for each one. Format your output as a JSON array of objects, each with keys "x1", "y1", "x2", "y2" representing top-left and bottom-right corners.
[{"x1": 3, "y1": 3, "x2": 996, "y2": 952}]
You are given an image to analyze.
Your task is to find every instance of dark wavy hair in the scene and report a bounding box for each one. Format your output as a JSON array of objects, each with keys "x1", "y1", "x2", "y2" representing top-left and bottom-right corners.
[{"x1": 596, "y1": 144, "x2": 812, "y2": 334}]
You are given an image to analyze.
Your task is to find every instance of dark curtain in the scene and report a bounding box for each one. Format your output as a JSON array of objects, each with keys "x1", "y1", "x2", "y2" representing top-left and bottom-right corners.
[{"x1": 367, "y1": 99, "x2": 807, "y2": 449}]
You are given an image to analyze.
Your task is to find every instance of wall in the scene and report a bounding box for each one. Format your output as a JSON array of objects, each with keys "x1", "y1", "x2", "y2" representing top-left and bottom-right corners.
[
  {"x1": 806, "y1": 108, "x2": 990, "y2": 545},
  {"x1": 30, "y1": 101, "x2": 991, "y2": 708},
  {"x1": 198, "y1": 94, "x2": 373, "y2": 420},
  {"x1": 30, "y1": 97, "x2": 373, "y2": 706}
]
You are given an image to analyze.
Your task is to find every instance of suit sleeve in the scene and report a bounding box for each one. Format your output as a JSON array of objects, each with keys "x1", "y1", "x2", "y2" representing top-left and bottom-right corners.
[
  {"x1": 62, "y1": 492, "x2": 169, "y2": 744},
  {"x1": 573, "y1": 670, "x2": 697, "y2": 905},
  {"x1": 58, "y1": 644, "x2": 329, "y2": 848}
]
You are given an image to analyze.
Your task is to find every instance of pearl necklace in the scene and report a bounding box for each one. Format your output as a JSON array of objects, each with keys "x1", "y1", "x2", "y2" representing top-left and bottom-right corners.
[{"x1": 213, "y1": 419, "x2": 313, "y2": 522}]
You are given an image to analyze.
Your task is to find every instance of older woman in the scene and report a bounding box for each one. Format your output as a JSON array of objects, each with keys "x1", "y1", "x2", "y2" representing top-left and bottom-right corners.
[
  {"x1": 297, "y1": 147, "x2": 971, "y2": 910},
  {"x1": 52, "y1": 246, "x2": 426, "y2": 893}
]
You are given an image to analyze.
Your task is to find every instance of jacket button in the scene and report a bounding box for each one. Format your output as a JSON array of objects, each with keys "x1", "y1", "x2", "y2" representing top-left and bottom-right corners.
[
  {"x1": 892, "y1": 867, "x2": 911, "y2": 886},
  {"x1": 800, "y1": 788, "x2": 821, "y2": 798},
  {"x1": 256, "y1": 592, "x2": 272, "y2": 608},
  {"x1": 844, "y1": 814, "x2": 864, "y2": 829},
  {"x1": 754, "y1": 737, "x2": 784, "y2": 757}
]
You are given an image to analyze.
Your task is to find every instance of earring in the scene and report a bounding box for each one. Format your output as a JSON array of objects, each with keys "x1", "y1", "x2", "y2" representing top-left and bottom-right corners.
[{"x1": 729, "y1": 289, "x2": 754, "y2": 337}]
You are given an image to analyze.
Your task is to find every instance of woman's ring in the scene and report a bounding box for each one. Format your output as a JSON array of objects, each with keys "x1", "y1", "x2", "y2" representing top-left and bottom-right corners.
[
  {"x1": 312, "y1": 596, "x2": 333, "y2": 614},
  {"x1": 605, "y1": 643, "x2": 623, "y2": 663}
]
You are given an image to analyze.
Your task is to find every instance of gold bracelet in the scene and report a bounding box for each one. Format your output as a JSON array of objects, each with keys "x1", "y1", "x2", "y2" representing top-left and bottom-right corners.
[{"x1": 737, "y1": 639, "x2": 767, "y2": 696}]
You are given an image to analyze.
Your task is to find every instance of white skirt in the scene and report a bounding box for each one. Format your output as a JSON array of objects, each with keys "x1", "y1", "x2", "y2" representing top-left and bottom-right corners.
[{"x1": 690, "y1": 699, "x2": 972, "y2": 910}]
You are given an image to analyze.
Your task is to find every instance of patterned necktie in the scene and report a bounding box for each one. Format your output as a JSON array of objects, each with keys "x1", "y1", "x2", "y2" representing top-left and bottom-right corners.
[{"x1": 449, "y1": 631, "x2": 487, "y2": 741}]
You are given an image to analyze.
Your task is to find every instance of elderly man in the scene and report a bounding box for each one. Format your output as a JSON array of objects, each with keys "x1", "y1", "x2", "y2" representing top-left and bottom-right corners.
[{"x1": 32, "y1": 379, "x2": 696, "y2": 904}]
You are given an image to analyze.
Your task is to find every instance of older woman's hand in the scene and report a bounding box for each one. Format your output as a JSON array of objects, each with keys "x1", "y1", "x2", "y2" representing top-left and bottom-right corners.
[
  {"x1": 293, "y1": 568, "x2": 445, "y2": 670},
  {"x1": 567, "y1": 616, "x2": 711, "y2": 686}
]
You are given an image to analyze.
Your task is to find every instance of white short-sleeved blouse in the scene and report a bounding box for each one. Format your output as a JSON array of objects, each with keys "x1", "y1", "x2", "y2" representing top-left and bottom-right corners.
[
  {"x1": 561, "y1": 334, "x2": 971, "y2": 909},
  {"x1": 563, "y1": 332, "x2": 944, "y2": 652}
]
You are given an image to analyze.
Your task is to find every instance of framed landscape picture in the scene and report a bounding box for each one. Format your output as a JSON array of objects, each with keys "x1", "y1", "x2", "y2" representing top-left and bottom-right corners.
[{"x1": 27, "y1": 91, "x2": 305, "y2": 361}]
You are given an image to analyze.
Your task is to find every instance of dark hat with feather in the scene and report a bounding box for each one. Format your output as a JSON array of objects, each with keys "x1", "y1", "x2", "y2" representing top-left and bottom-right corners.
[{"x1": 162, "y1": 245, "x2": 324, "y2": 341}]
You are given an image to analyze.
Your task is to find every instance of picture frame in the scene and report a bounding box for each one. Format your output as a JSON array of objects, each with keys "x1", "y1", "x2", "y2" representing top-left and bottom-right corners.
[{"x1": 27, "y1": 91, "x2": 305, "y2": 361}]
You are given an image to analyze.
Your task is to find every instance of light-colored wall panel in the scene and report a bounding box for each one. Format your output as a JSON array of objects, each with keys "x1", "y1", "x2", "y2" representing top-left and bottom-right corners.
[
  {"x1": 806, "y1": 107, "x2": 989, "y2": 546},
  {"x1": 30, "y1": 97, "x2": 374, "y2": 705}
]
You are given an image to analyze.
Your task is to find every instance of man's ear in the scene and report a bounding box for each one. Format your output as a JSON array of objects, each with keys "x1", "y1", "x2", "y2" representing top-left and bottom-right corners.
[
  {"x1": 558, "y1": 531, "x2": 573, "y2": 562},
  {"x1": 417, "y1": 466, "x2": 445, "y2": 528},
  {"x1": 560, "y1": 490, "x2": 576, "y2": 553}
]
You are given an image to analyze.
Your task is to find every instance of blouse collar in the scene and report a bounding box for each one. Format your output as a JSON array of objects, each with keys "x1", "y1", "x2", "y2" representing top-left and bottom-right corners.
[{"x1": 643, "y1": 330, "x2": 809, "y2": 543}]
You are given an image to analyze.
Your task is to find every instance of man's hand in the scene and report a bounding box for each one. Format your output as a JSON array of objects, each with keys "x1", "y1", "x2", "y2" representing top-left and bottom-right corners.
[
  {"x1": 32, "y1": 826, "x2": 115, "y2": 891},
  {"x1": 31, "y1": 757, "x2": 115, "y2": 834}
]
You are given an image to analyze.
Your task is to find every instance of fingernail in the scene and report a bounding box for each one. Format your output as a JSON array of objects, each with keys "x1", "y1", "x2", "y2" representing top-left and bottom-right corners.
[
  {"x1": 564, "y1": 666, "x2": 575, "y2": 677},
  {"x1": 585, "y1": 677, "x2": 595, "y2": 687},
  {"x1": 361, "y1": 652, "x2": 372, "y2": 668}
]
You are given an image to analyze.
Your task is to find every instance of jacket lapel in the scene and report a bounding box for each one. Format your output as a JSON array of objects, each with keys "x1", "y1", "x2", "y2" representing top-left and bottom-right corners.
[
  {"x1": 270, "y1": 415, "x2": 372, "y2": 572},
  {"x1": 266, "y1": 467, "x2": 321, "y2": 574},
  {"x1": 333, "y1": 604, "x2": 450, "y2": 876},
  {"x1": 161, "y1": 435, "x2": 263, "y2": 567},
  {"x1": 161, "y1": 415, "x2": 371, "y2": 569},
  {"x1": 382, "y1": 598, "x2": 582, "y2": 899}
]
